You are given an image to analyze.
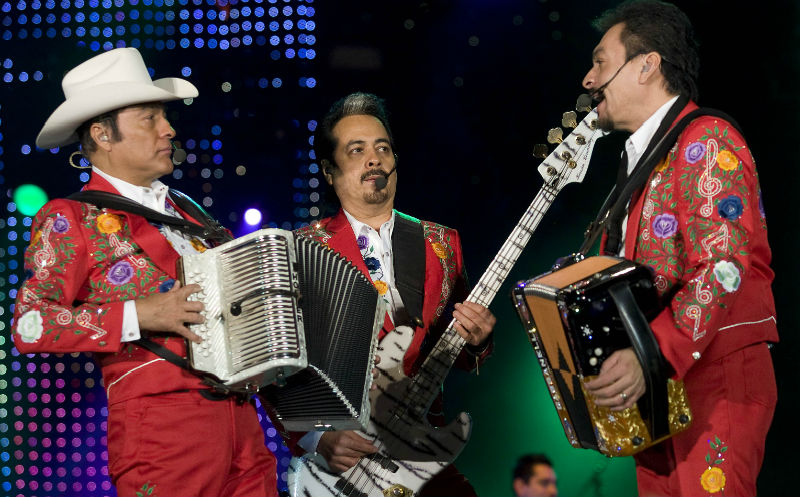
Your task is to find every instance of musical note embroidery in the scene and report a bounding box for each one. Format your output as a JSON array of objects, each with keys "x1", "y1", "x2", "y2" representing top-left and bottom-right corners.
[
  {"x1": 685, "y1": 304, "x2": 705, "y2": 342},
  {"x1": 698, "y1": 138, "x2": 722, "y2": 218},
  {"x1": 109, "y1": 232, "x2": 148, "y2": 269},
  {"x1": 641, "y1": 173, "x2": 662, "y2": 242},
  {"x1": 32, "y1": 217, "x2": 56, "y2": 280}
]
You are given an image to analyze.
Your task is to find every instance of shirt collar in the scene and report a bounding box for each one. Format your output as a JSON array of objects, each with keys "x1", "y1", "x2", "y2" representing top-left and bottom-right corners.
[
  {"x1": 92, "y1": 166, "x2": 170, "y2": 214},
  {"x1": 343, "y1": 209, "x2": 395, "y2": 239},
  {"x1": 625, "y1": 95, "x2": 679, "y2": 173}
]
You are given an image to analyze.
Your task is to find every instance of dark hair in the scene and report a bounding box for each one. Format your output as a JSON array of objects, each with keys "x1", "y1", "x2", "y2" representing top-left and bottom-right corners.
[
  {"x1": 593, "y1": 0, "x2": 700, "y2": 101},
  {"x1": 315, "y1": 92, "x2": 395, "y2": 169},
  {"x1": 512, "y1": 453, "x2": 553, "y2": 483},
  {"x1": 76, "y1": 109, "x2": 123, "y2": 155}
]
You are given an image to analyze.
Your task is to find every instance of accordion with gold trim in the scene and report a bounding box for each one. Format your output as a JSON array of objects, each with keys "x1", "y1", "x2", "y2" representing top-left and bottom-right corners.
[{"x1": 512, "y1": 256, "x2": 692, "y2": 456}]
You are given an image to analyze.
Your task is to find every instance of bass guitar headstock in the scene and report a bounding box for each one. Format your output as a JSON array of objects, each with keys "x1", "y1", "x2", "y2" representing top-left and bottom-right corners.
[{"x1": 533, "y1": 94, "x2": 606, "y2": 191}]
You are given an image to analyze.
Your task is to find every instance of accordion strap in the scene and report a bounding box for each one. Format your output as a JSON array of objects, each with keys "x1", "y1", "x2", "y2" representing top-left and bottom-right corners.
[
  {"x1": 607, "y1": 281, "x2": 669, "y2": 439},
  {"x1": 133, "y1": 337, "x2": 248, "y2": 401},
  {"x1": 66, "y1": 189, "x2": 233, "y2": 244}
]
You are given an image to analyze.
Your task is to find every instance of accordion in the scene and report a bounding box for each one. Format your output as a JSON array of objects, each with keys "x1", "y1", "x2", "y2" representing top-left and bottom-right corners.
[
  {"x1": 178, "y1": 228, "x2": 385, "y2": 431},
  {"x1": 512, "y1": 256, "x2": 692, "y2": 457}
]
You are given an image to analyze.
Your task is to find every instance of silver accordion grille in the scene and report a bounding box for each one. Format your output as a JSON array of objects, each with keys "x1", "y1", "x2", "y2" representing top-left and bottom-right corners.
[{"x1": 180, "y1": 228, "x2": 385, "y2": 430}]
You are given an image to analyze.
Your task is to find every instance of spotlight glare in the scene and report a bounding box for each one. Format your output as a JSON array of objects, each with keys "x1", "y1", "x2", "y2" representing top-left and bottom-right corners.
[{"x1": 244, "y1": 208, "x2": 262, "y2": 226}]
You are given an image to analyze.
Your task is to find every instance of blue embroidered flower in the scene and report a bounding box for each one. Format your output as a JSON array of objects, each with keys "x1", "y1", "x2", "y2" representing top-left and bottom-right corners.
[
  {"x1": 52, "y1": 215, "x2": 70, "y2": 234},
  {"x1": 717, "y1": 195, "x2": 743, "y2": 221},
  {"x1": 364, "y1": 257, "x2": 381, "y2": 272},
  {"x1": 356, "y1": 235, "x2": 369, "y2": 250},
  {"x1": 159, "y1": 278, "x2": 176, "y2": 293},
  {"x1": 106, "y1": 260, "x2": 134, "y2": 286}
]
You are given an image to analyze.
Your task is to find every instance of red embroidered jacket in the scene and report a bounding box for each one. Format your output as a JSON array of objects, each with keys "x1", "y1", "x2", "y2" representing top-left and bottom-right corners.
[
  {"x1": 12, "y1": 174, "x2": 209, "y2": 405},
  {"x1": 616, "y1": 102, "x2": 778, "y2": 378}
]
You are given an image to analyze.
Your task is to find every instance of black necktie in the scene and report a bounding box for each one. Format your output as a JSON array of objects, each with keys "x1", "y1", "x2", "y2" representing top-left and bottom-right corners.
[{"x1": 604, "y1": 149, "x2": 629, "y2": 255}]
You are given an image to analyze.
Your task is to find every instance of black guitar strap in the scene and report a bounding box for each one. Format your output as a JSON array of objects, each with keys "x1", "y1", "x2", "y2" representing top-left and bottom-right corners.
[{"x1": 392, "y1": 212, "x2": 426, "y2": 328}]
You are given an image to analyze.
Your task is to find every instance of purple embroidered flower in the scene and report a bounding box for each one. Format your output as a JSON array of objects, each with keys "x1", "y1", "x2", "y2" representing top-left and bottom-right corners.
[
  {"x1": 758, "y1": 190, "x2": 765, "y2": 219},
  {"x1": 652, "y1": 213, "x2": 679, "y2": 238},
  {"x1": 717, "y1": 195, "x2": 744, "y2": 221},
  {"x1": 159, "y1": 278, "x2": 176, "y2": 293},
  {"x1": 684, "y1": 141, "x2": 707, "y2": 164},
  {"x1": 52, "y1": 215, "x2": 70, "y2": 234},
  {"x1": 364, "y1": 257, "x2": 381, "y2": 272},
  {"x1": 356, "y1": 235, "x2": 369, "y2": 251},
  {"x1": 106, "y1": 260, "x2": 134, "y2": 286}
]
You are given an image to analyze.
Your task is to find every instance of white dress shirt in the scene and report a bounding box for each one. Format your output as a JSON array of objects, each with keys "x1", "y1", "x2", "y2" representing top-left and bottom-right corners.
[{"x1": 619, "y1": 95, "x2": 679, "y2": 254}]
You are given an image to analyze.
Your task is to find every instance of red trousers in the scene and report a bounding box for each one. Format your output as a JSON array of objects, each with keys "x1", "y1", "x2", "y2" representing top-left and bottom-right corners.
[
  {"x1": 108, "y1": 391, "x2": 278, "y2": 497},
  {"x1": 635, "y1": 343, "x2": 776, "y2": 496}
]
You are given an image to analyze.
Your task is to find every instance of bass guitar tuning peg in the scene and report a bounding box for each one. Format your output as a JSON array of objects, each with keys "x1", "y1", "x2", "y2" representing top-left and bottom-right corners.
[
  {"x1": 576, "y1": 93, "x2": 593, "y2": 113},
  {"x1": 547, "y1": 128, "x2": 563, "y2": 145},
  {"x1": 562, "y1": 111, "x2": 578, "y2": 129},
  {"x1": 532, "y1": 143, "x2": 549, "y2": 159}
]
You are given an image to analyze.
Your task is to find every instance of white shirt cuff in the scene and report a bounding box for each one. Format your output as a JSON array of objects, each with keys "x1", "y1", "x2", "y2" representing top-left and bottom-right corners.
[
  {"x1": 297, "y1": 431, "x2": 324, "y2": 454},
  {"x1": 120, "y1": 300, "x2": 142, "y2": 342}
]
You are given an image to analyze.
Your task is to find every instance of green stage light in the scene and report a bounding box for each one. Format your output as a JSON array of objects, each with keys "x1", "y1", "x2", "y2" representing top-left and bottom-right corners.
[{"x1": 12, "y1": 184, "x2": 48, "y2": 216}]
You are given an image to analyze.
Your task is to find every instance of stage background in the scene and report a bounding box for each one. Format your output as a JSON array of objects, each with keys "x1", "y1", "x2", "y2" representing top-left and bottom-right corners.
[{"x1": 0, "y1": 0, "x2": 796, "y2": 496}]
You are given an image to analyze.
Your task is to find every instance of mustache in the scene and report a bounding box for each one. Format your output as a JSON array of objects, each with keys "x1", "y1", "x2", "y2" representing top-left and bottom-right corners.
[{"x1": 360, "y1": 170, "x2": 389, "y2": 181}]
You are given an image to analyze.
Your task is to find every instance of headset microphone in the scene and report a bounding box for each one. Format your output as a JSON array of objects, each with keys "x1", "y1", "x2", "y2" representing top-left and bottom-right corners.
[
  {"x1": 172, "y1": 146, "x2": 187, "y2": 165},
  {"x1": 373, "y1": 166, "x2": 397, "y2": 189}
]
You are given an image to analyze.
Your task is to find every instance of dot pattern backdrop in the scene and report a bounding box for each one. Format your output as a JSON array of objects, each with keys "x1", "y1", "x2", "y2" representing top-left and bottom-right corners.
[{"x1": 0, "y1": 1, "x2": 322, "y2": 495}]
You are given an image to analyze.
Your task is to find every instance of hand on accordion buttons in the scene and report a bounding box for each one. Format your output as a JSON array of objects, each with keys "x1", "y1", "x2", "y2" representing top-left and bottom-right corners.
[
  {"x1": 135, "y1": 280, "x2": 205, "y2": 344},
  {"x1": 317, "y1": 431, "x2": 379, "y2": 473},
  {"x1": 583, "y1": 348, "x2": 646, "y2": 411},
  {"x1": 453, "y1": 302, "x2": 496, "y2": 347}
]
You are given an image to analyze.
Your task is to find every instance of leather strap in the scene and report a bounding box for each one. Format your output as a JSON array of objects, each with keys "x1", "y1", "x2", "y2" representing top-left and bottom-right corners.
[
  {"x1": 66, "y1": 189, "x2": 232, "y2": 244},
  {"x1": 392, "y1": 212, "x2": 426, "y2": 327}
]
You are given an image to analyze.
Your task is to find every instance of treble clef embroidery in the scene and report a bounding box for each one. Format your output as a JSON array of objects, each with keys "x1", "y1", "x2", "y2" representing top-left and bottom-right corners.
[
  {"x1": 698, "y1": 139, "x2": 722, "y2": 218},
  {"x1": 75, "y1": 311, "x2": 108, "y2": 340},
  {"x1": 33, "y1": 218, "x2": 56, "y2": 280},
  {"x1": 640, "y1": 173, "x2": 661, "y2": 241}
]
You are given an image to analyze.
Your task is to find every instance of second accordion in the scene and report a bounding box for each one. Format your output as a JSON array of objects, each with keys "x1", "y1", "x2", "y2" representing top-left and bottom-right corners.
[
  {"x1": 512, "y1": 256, "x2": 692, "y2": 457},
  {"x1": 179, "y1": 228, "x2": 386, "y2": 431}
]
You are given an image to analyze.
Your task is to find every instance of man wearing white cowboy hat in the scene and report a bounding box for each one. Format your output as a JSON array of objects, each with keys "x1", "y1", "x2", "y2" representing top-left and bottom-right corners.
[{"x1": 12, "y1": 47, "x2": 279, "y2": 496}]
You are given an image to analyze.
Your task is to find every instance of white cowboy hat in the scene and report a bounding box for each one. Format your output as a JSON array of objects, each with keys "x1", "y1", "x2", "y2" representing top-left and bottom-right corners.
[{"x1": 36, "y1": 47, "x2": 198, "y2": 149}]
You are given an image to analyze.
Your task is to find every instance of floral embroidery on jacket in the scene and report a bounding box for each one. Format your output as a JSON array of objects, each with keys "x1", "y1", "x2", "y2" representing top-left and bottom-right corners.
[{"x1": 422, "y1": 221, "x2": 458, "y2": 320}]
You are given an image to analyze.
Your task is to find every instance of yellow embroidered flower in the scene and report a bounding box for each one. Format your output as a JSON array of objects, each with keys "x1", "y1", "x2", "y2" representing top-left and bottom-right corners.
[
  {"x1": 32, "y1": 230, "x2": 42, "y2": 245},
  {"x1": 716, "y1": 150, "x2": 739, "y2": 171},
  {"x1": 374, "y1": 280, "x2": 388, "y2": 295},
  {"x1": 431, "y1": 242, "x2": 447, "y2": 259},
  {"x1": 97, "y1": 213, "x2": 122, "y2": 234},
  {"x1": 654, "y1": 158, "x2": 669, "y2": 172},
  {"x1": 190, "y1": 238, "x2": 208, "y2": 253},
  {"x1": 700, "y1": 467, "x2": 726, "y2": 494}
]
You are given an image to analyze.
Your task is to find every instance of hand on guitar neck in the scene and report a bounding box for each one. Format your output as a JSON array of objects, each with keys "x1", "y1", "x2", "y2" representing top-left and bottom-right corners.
[{"x1": 452, "y1": 301, "x2": 496, "y2": 349}]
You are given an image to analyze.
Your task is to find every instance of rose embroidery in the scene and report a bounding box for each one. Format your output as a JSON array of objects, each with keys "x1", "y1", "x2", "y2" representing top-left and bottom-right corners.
[
  {"x1": 431, "y1": 242, "x2": 448, "y2": 259},
  {"x1": 684, "y1": 141, "x2": 706, "y2": 164},
  {"x1": 17, "y1": 310, "x2": 44, "y2": 343},
  {"x1": 652, "y1": 213, "x2": 679, "y2": 239},
  {"x1": 107, "y1": 260, "x2": 134, "y2": 286},
  {"x1": 700, "y1": 467, "x2": 726, "y2": 494},
  {"x1": 373, "y1": 280, "x2": 388, "y2": 295},
  {"x1": 97, "y1": 213, "x2": 122, "y2": 234},
  {"x1": 158, "y1": 278, "x2": 176, "y2": 293},
  {"x1": 52, "y1": 215, "x2": 70, "y2": 234},
  {"x1": 364, "y1": 257, "x2": 381, "y2": 272},
  {"x1": 717, "y1": 195, "x2": 743, "y2": 221},
  {"x1": 713, "y1": 260, "x2": 741, "y2": 292},
  {"x1": 716, "y1": 150, "x2": 739, "y2": 171},
  {"x1": 356, "y1": 235, "x2": 369, "y2": 250}
]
